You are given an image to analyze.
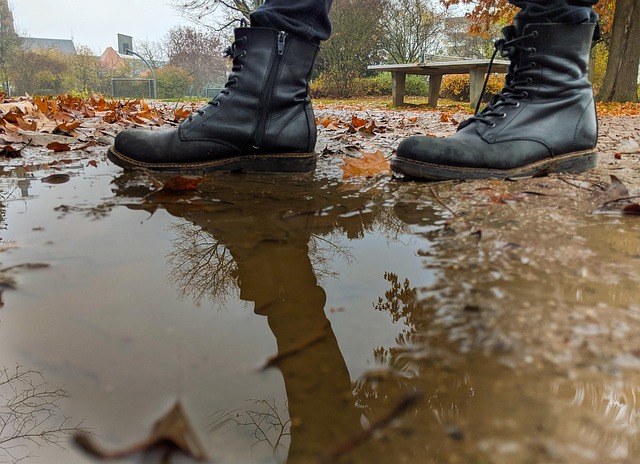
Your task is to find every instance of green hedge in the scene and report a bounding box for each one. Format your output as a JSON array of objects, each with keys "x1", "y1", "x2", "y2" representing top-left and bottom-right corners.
[{"x1": 310, "y1": 72, "x2": 429, "y2": 98}]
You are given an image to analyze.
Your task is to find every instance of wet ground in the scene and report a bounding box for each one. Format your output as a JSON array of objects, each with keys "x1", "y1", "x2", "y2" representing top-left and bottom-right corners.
[{"x1": 1, "y1": 108, "x2": 640, "y2": 464}]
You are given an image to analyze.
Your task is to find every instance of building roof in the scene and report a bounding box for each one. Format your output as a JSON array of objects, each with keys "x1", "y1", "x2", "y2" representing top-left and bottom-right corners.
[
  {"x1": 20, "y1": 37, "x2": 77, "y2": 55},
  {"x1": 99, "y1": 46, "x2": 126, "y2": 70}
]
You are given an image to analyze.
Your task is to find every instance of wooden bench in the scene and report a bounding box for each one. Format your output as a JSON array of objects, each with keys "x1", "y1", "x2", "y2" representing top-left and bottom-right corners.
[{"x1": 368, "y1": 59, "x2": 510, "y2": 108}]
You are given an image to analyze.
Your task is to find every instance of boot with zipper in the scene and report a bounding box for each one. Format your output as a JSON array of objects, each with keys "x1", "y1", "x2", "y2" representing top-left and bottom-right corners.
[
  {"x1": 392, "y1": 22, "x2": 598, "y2": 181},
  {"x1": 108, "y1": 27, "x2": 319, "y2": 173}
]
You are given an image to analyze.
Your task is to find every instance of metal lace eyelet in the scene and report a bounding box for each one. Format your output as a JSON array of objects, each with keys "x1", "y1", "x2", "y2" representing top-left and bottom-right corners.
[
  {"x1": 240, "y1": 50, "x2": 247, "y2": 58},
  {"x1": 499, "y1": 113, "x2": 507, "y2": 118},
  {"x1": 213, "y1": 101, "x2": 220, "y2": 107},
  {"x1": 526, "y1": 78, "x2": 533, "y2": 84},
  {"x1": 529, "y1": 47, "x2": 537, "y2": 54},
  {"x1": 489, "y1": 122, "x2": 496, "y2": 128},
  {"x1": 531, "y1": 30, "x2": 539, "y2": 38},
  {"x1": 512, "y1": 102, "x2": 520, "y2": 108},
  {"x1": 522, "y1": 91, "x2": 529, "y2": 98}
]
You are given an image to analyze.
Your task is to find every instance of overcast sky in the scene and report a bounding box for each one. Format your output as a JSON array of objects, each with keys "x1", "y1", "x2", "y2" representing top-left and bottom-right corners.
[{"x1": 10, "y1": 0, "x2": 193, "y2": 54}]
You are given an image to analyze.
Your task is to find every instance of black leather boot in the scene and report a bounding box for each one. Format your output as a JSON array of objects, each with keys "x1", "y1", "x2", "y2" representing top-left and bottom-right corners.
[
  {"x1": 108, "y1": 27, "x2": 319, "y2": 172},
  {"x1": 392, "y1": 22, "x2": 598, "y2": 181}
]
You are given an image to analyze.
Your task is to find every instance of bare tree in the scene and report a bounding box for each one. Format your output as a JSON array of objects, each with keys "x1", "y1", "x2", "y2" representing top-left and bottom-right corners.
[
  {"x1": 135, "y1": 39, "x2": 168, "y2": 69},
  {"x1": 167, "y1": 221, "x2": 239, "y2": 306},
  {"x1": 171, "y1": 0, "x2": 264, "y2": 30},
  {"x1": 166, "y1": 25, "x2": 228, "y2": 94},
  {"x1": 381, "y1": 0, "x2": 446, "y2": 63},
  {"x1": 0, "y1": 365, "x2": 84, "y2": 463},
  {"x1": 319, "y1": 0, "x2": 388, "y2": 97}
]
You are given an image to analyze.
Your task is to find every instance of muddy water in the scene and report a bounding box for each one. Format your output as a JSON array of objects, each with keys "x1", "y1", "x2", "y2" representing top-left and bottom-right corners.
[{"x1": 1, "y1": 159, "x2": 640, "y2": 464}]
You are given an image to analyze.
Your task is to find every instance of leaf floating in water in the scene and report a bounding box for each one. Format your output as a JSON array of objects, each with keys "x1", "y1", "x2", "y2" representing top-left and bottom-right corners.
[
  {"x1": 606, "y1": 174, "x2": 631, "y2": 199},
  {"x1": 160, "y1": 176, "x2": 206, "y2": 193},
  {"x1": 41, "y1": 173, "x2": 71, "y2": 184},
  {"x1": 341, "y1": 150, "x2": 390, "y2": 179},
  {"x1": 73, "y1": 401, "x2": 208, "y2": 461},
  {"x1": 622, "y1": 203, "x2": 640, "y2": 215}
]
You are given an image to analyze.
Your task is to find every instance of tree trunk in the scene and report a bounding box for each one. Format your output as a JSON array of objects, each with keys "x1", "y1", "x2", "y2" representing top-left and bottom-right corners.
[{"x1": 597, "y1": 0, "x2": 640, "y2": 103}]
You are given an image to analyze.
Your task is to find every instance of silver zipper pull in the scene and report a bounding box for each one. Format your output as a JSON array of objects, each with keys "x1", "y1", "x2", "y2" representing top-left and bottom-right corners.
[{"x1": 277, "y1": 31, "x2": 287, "y2": 55}]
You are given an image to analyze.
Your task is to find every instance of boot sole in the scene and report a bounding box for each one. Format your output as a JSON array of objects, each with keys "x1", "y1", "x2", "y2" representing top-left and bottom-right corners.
[
  {"x1": 391, "y1": 149, "x2": 597, "y2": 181},
  {"x1": 107, "y1": 145, "x2": 317, "y2": 173}
]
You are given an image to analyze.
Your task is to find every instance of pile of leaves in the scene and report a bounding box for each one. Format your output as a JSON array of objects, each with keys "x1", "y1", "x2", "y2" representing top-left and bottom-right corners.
[{"x1": 0, "y1": 93, "x2": 199, "y2": 157}]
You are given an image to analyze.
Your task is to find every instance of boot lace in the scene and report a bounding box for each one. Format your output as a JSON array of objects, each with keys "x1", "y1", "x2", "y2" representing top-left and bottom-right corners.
[
  {"x1": 458, "y1": 30, "x2": 539, "y2": 130},
  {"x1": 187, "y1": 26, "x2": 248, "y2": 122}
]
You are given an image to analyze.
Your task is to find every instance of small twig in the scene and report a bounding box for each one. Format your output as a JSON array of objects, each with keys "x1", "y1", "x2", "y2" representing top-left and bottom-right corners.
[
  {"x1": 261, "y1": 320, "x2": 330, "y2": 370},
  {"x1": 557, "y1": 175, "x2": 598, "y2": 191},
  {"x1": 318, "y1": 390, "x2": 424, "y2": 463},
  {"x1": 600, "y1": 195, "x2": 640, "y2": 208},
  {"x1": 429, "y1": 186, "x2": 457, "y2": 217}
]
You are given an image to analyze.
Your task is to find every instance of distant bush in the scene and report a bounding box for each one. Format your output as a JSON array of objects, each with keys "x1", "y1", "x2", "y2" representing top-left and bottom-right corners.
[
  {"x1": 155, "y1": 65, "x2": 193, "y2": 99},
  {"x1": 310, "y1": 73, "x2": 429, "y2": 98},
  {"x1": 440, "y1": 74, "x2": 504, "y2": 102}
]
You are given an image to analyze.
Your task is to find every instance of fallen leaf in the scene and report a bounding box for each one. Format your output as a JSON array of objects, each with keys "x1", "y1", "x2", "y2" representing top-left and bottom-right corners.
[
  {"x1": 160, "y1": 176, "x2": 206, "y2": 192},
  {"x1": 41, "y1": 173, "x2": 71, "y2": 184},
  {"x1": 341, "y1": 150, "x2": 390, "y2": 179},
  {"x1": 73, "y1": 401, "x2": 208, "y2": 462},
  {"x1": 622, "y1": 203, "x2": 640, "y2": 215},
  {"x1": 0, "y1": 144, "x2": 22, "y2": 158},
  {"x1": 606, "y1": 175, "x2": 630, "y2": 199},
  {"x1": 47, "y1": 142, "x2": 71, "y2": 152}
]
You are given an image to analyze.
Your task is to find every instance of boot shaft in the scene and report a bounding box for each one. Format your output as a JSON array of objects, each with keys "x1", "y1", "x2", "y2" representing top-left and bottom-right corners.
[
  {"x1": 180, "y1": 27, "x2": 319, "y2": 153},
  {"x1": 515, "y1": 23, "x2": 595, "y2": 100},
  {"x1": 470, "y1": 22, "x2": 598, "y2": 154}
]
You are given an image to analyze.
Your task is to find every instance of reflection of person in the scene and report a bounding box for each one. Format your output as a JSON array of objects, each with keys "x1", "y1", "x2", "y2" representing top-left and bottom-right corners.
[
  {"x1": 108, "y1": 0, "x2": 601, "y2": 181},
  {"x1": 155, "y1": 177, "x2": 365, "y2": 462}
]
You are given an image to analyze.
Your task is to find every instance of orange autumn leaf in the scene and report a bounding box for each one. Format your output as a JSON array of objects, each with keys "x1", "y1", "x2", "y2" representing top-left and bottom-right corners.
[
  {"x1": 341, "y1": 150, "x2": 390, "y2": 179},
  {"x1": 56, "y1": 120, "x2": 82, "y2": 132},
  {"x1": 160, "y1": 176, "x2": 206, "y2": 192},
  {"x1": 47, "y1": 142, "x2": 71, "y2": 152},
  {"x1": 351, "y1": 115, "x2": 368, "y2": 128},
  {"x1": 173, "y1": 105, "x2": 192, "y2": 121}
]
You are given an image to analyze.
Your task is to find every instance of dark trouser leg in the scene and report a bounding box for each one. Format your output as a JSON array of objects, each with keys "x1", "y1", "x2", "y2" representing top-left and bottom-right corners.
[
  {"x1": 250, "y1": 0, "x2": 334, "y2": 43},
  {"x1": 510, "y1": 0, "x2": 599, "y2": 23}
]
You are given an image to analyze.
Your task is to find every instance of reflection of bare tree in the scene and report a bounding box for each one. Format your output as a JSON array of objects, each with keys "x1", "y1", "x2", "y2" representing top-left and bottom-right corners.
[
  {"x1": 209, "y1": 399, "x2": 290, "y2": 458},
  {"x1": 166, "y1": 220, "x2": 357, "y2": 306},
  {"x1": 167, "y1": 221, "x2": 238, "y2": 305},
  {"x1": 0, "y1": 365, "x2": 83, "y2": 463}
]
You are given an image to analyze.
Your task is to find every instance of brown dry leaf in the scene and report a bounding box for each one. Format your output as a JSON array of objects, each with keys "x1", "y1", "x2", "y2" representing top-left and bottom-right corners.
[
  {"x1": 160, "y1": 176, "x2": 206, "y2": 193},
  {"x1": 46, "y1": 142, "x2": 71, "y2": 152},
  {"x1": 174, "y1": 105, "x2": 192, "y2": 121},
  {"x1": 41, "y1": 173, "x2": 71, "y2": 184},
  {"x1": 352, "y1": 115, "x2": 368, "y2": 128},
  {"x1": 622, "y1": 203, "x2": 640, "y2": 215},
  {"x1": 56, "y1": 120, "x2": 82, "y2": 133},
  {"x1": 341, "y1": 150, "x2": 390, "y2": 179},
  {"x1": 73, "y1": 401, "x2": 208, "y2": 462},
  {"x1": 0, "y1": 145, "x2": 22, "y2": 158}
]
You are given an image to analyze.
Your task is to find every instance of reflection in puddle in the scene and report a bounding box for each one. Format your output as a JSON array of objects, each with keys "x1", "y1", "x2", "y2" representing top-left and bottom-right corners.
[
  {"x1": 0, "y1": 165, "x2": 639, "y2": 463},
  {"x1": 0, "y1": 366, "x2": 84, "y2": 462}
]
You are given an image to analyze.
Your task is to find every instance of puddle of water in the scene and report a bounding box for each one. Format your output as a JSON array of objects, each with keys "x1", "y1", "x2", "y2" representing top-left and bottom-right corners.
[{"x1": 0, "y1": 161, "x2": 639, "y2": 464}]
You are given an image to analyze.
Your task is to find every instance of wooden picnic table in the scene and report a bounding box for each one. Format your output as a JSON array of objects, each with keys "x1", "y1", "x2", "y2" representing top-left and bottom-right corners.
[{"x1": 368, "y1": 59, "x2": 510, "y2": 108}]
